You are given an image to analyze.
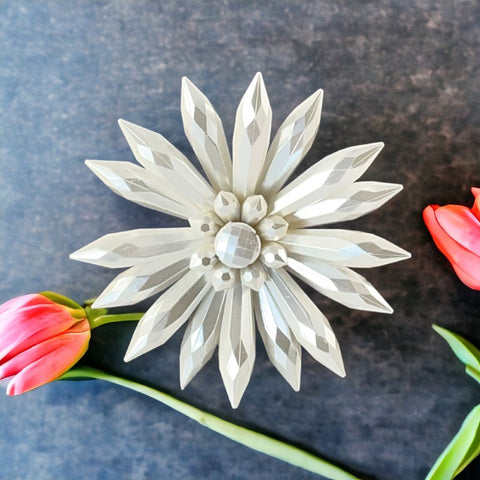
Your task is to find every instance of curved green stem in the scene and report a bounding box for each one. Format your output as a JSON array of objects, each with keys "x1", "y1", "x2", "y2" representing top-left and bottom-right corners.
[
  {"x1": 88, "y1": 313, "x2": 143, "y2": 329},
  {"x1": 60, "y1": 367, "x2": 362, "y2": 480}
]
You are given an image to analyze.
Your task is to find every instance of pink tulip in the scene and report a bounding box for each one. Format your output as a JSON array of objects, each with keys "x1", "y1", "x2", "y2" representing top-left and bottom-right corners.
[
  {"x1": 0, "y1": 293, "x2": 90, "y2": 395},
  {"x1": 423, "y1": 187, "x2": 480, "y2": 290}
]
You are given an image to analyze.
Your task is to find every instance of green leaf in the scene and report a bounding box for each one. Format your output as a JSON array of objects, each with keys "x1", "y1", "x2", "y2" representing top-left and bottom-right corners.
[
  {"x1": 432, "y1": 324, "x2": 480, "y2": 382},
  {"x1": 426, "y1": 405, "x2": 480, "y2": 480},
  {"x1": 40, "y1": 291, "x2": 83, "y2": 310},
  {"x1": 466, "y1": 366, "x2": 480, "y2": 385},
  {"x1": 60, "y1": 367, "x2": 363, "y2": 480},
  {"x1": 455, "y1": 407, "x2": 480, "y2": 476}
]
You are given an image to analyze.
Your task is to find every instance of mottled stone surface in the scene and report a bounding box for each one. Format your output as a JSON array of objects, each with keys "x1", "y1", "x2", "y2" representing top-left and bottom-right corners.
[{"x1": 1, "y1": 1, "x2": 480, "y2": 479}]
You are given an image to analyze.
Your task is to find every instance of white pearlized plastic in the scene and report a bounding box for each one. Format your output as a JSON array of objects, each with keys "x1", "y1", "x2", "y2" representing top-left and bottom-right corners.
[
  {"x1": 214, "y1": 222, "x2": 261, "y2": 269},
  {"x1": 72, "y1": 74, "x2": 410, "y2": 408}
]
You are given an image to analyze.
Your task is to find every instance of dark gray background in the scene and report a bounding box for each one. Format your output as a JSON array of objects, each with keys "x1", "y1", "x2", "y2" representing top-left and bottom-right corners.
[{"x1": 1, "y1": 1, "x2": 479, "y2": 479}]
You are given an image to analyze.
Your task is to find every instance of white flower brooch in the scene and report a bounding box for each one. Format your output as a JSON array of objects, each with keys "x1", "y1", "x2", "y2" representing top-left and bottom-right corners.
[{"x1": 71, "y1": 73, "x2": 410, "y2": 407}]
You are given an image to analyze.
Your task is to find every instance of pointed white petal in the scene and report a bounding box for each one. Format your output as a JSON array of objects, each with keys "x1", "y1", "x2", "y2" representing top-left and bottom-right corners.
[
  {"x1": 118, "y1": 119, "x2": 215, "y2": 209},
  {"x1": 288, "y1": 182, "x2": 403, "y2": 227},
  {"x1": 180, "y1": 289, "x2": 226, "y2": 388},
  {"x1": 181, "y1": 77, "x2": 232, "y2": 191},
  {"x1": 86, "y1": 160, "x2": 200, "y2": 219},
  {"x1": 255, "y1": 288, "x2": 301, "y2": 390},
  {"x1": 260, "y1": 90, "x2": 323, "y2": 196},
  {"x1": 70, "y1": 228, "x2": 204, "y2": 268},
  {"x1": 219, "y1": 283, "x2": 255, "y2": 408},
  {"x1": 266, "y1": 269, "x2": 345, "y2": 377},
  {"x1": 270, "y1": 143, "x2": 384, "y2": 217},
  {"x1": 232, "y1": 72, "x2": 272, "y2": 199},
  {"x1": 287, "y1": 255, "x2": 393, "y2": 313},
  {"x1": 92, "y1": 254, "x2": 191, "y2": 308},
  {"x1": 124, "y1": 270, "x2": 210, "y2": 361},
  {"x1": 281, "y1": 229, "x2": 410, "y2": 268}
]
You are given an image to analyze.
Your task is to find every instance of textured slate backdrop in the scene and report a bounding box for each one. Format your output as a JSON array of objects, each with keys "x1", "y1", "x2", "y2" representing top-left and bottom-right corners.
[{"x1": 1, "y1": 1, "x2": 479, "y2": 479}]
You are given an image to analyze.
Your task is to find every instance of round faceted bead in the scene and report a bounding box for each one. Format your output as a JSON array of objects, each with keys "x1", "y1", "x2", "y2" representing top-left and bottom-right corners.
[
  {"x1": 214, "y1": 222, "x2": 261, "y2": 269},
  {"x1": 213, "y1": 191, "x2": 241, "y2": 222},
  {"x1": 190, "y1": 245, "x2": 218, "y2": 271},
  {"x1": 189, "y1": 212, "x2": 222, "y2": 236},
  {"x1": 211, "y1": 264, "x2": 237, "y2": 291},
  {"x1": 241, "y1": 262, "x2": 266, "y2": 291},
  {"x1": 241, "y1": 195, "x2": 268, "y2": 225},
  {"x1": 260, "y1": 242, "x2": 288, "y2": 269},
  {"x1": 256, "y1": 215, "x2": 289, "y2": 241}
]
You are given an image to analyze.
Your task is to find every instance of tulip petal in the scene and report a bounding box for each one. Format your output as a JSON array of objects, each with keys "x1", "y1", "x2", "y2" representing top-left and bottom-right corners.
[
  {"x1": 471, "y1": 187, "x2": 480, "y2": 219},
  {"x1": 0, "y1": 294, "x2": 49, "y2": 316},
  {"x1": 4, "y1": 329, "x2": 90, "y2": 395},
  {"x1": 0, "y1": 323, "x2": 88, "y2": 379},
  {"x1": 435, "y1": 205, "x2": 480, "y2": 256},
  {"x1": 451, "y1": 262, "x2": 480, "y2": 291},
  {"x1": 0, "y1": 304, "x2": 79, "y2": 363},
  {"x1": 423, "y1": 205, "x2": 480, "y2": 290}
]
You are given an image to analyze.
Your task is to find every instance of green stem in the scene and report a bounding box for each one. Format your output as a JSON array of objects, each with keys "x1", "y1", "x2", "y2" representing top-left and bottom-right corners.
[
  {"x1": 88, "y1": 313, "x2": 144, "y2": 329},
  {"x1": 60, "y1": 367, "x2": 362, "y2": 480}
]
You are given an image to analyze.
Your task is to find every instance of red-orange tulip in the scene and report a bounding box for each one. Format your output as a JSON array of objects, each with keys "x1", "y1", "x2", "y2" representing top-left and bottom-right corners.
[
  {"x1": 423, "y1": 187, "x2": 480, "y2": 290},
  {"x1": 0, "y1": 293, "x2": 90, "y2": 395}
]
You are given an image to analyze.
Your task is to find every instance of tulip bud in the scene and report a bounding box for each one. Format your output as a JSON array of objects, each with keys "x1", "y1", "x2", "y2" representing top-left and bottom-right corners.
[
  {"x1": 0, "y1": 293, "x2": 90, "y2": 395},
  {"x1": 423, "y1": 187, "x2": 480, "y2": 290}
]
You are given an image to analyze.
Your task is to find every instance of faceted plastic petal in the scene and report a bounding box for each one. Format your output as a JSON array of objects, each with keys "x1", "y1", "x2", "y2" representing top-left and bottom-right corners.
[
  {"x1": 241, "y1": 195, "x2": 268, "y2": 225},
  {"x1": 70, "y1": 228, "x2": 203, "y2": 268},
  {"x1": 281, "y1": 229, "x2": 410, "y2": 268},
  {"x1": 92, "y1": 254, "x2": 192, "y2": 308},
  {"x1": 189, "y1": 244, "x2": 218, "y2": 272},
  {"x1": 85, "y1": 160, "x2": 200, "y2": 219},
  {"x1": 241, "y1": 262, "x2": 266, "y2": 291},
  {"x1": 270, "y1": 143, "x2": 384, "y2": 217},
  {"x1": 260, "y1": 242, "x2": 288, "y2": 269},
  {"x1": 180, "y1": 289, "x2": 226, "y2": 388},
  {"x1": 232, "y1": 72, "x2": 272, "y2": 199},
  {"x1": 189, "y1": 213, "x2": 223, "y2": 236},
  {"x1": 256, "y1": 216, "x2": 289, "y2": 241},
  {"x1": 118, "y1": 120, "x2": 215, "y2": 209},
  {"x1": 181, "y1": 77, "x2": 232, "y2": 191},
  {"x1": 287, "y1": 255, "x2": 393, "y2": 313},
  {"x1": 288, "y1": 182, "x2": 403, "y2": 228},
  {"x1": 124, "y1": 270, "x2": 210, "y2": 361},
  {"x1": 260, "y1": 89, "x2": 323, "y2": 196},
  {"x1": 214, "y1": 191, "x2": 240, "y2": 222},
  {"x1": 211, "y1": 264, "x2": 237, "y2": 291},
  {"x1": 255, "y1": 288, "x2": 301, "y2": 390},
  {"x1": 219, "y1": 283, "x2": 256, "y2": 408},
  {"x1": 266, "y1": 268, "x2": 345, "y2": 377}
]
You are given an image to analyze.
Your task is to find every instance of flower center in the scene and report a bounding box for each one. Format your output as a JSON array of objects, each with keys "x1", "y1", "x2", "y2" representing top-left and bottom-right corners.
[{"x1": 214, "y1": 222, "x2": 261, "y2": 269}]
